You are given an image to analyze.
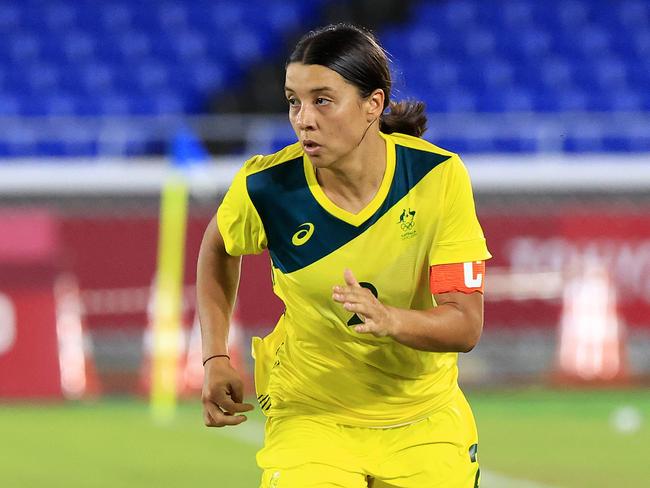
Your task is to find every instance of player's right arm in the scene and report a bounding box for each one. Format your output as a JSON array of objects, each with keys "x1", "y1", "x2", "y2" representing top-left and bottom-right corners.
[{"x1": 196, "y1": 215, "x2": 254, "y2": 427}]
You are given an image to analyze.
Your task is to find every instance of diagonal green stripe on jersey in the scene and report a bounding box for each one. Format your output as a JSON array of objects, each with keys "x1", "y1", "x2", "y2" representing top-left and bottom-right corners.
[{"x1": 246, "y1": 146, "x2": 450, "y2": 273}]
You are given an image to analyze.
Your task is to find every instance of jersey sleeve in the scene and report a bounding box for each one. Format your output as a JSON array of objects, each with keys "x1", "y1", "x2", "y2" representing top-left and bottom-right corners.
[
  {"x1": 216, "y1": 161, "x2": 267, "y2": 256},
  {"x1": 429, "y1": 156, "x2": 491, "y2": 265}
]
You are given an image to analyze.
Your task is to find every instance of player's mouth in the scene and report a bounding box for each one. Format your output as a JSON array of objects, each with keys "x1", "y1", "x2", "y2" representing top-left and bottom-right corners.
[{"x1": 302, "y1": 139, "x2": 322, "y2": 156}]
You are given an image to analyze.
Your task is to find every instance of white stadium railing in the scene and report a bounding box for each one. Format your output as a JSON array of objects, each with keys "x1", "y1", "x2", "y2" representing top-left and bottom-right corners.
[{"x1": 1, "y1": 153, "x2": 650, "y2": 196}]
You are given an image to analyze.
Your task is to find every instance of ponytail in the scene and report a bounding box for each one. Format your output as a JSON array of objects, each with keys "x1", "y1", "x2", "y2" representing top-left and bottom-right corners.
[{"x1": 380, "y1": 100, "x2": 428, "y2": 137}]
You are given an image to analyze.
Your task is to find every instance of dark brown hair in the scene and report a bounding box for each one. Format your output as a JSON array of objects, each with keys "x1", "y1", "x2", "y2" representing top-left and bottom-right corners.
[{"x1": 287, "y1": 23, "x2": 427, "y2": 137}]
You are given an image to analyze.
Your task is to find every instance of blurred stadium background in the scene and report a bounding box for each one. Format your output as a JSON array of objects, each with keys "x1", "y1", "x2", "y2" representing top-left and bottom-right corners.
[{"x1": 1, "y1": 1, "x2": 649, "y2": 487}]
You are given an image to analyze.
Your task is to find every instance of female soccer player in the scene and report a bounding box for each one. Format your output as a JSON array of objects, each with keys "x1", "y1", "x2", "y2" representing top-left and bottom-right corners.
[{"x1": 197, "y1": 23, "x2": 490, "y2": 488}]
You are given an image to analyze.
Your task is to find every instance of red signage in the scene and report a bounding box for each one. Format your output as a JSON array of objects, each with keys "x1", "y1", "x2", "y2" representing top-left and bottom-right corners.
[
  {"x1": 26, "y1": 206, "x2": 648, "y2": 333},
  {"x1": 481, "y1": 207, "x2": 650, "y2": 329},
  {"x1": 0, "y1": 210, "x2": 64, "y2": 398},
  {"x1": 0, "y1": 286, "x2": 62, "y2": 398}
]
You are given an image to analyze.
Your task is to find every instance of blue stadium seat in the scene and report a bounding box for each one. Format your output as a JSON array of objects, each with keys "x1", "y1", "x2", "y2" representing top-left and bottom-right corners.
[
  {"x1": 0, "y1": 4, "x2": 20, "y2": 30},
  {"x1": 157, "y1": 3, "x2": 191, "y2": 30},
  {"x1": 384, "y1": 0, "x2": 648, "y2": 124},
  {"x1": 442, "y1": 88, "x2": 478, "y2": 113},
  {"x1": 171, "y1": 30, "x2": 208, "y2": 61},
  {"x1": 116, "y1": 30, "x2": 152, "y2": 60},
  {"x1": 563, "y1": 136, "x2": 605, "y2": 153},
  {"x1": 60, "y1": 30, "x2": 96, "y2": 62},
  {"x1": 443, "y1": 0, "x2": 479, "y2": 29},
  {"x1": 79, "y1": 63, "x2": 116, "y2": 93},
  {"x1": 0, "y1": 0, "x2": 315, "y2": 132},
  {"x1": 43, "y1": 94, "x2": 78, "y2": 116},
  {"x1": 477, "y1": 87, "x2": 534, "y2": 112},
  {"x1": 481, "y1": 58, "x2": 515, "y2": 89},
  {"x1": 94, "y1": 93, "x2": 133, "y2": 116},
  {"x1": 618, "y1": 0, "x2": 650, "y2": 29},
  {"x1": 422, "y1": 61, "x2": 460, "y2": 92},
  {"x1": 0, "y1": 95, "x2": 21, "y2": 116},
  {"x1": 555, "y1": 0, "x2": 591, "y2": 29},
  {"x1": 98, "y1": 4, "x2": 133, "y2": 32},
  {"x1": 602, "y1": 90, "x2": 643, "y2": 112},
  {"x1": 3, "y1": 124, "x2": 37, "y2": 155},
  {"x1": 228, "y1": 29, "x2": 266, "y2": 66},
  {"x1": 463, "y1": 29, "x2": 497, "y2": 58},
  {"x1": 632, "y1": 30, "x2": 650, "y2": 58},
  {"x1": 42, "y1": 3, "x2": 78, "y2": 31},
  {"x1": 405, "y1": 28, "x2": 441, "y2": 59},
  {"x1": 9, "y1": 33, "x2": 40, "y2": 62},
  {"x1": 592, "y1": 57, "x2": 628, "y2": 91},
  {"x1": 150, "y1": 91, "x2": 188, "y2": 114},
  {"x1": 182, "y1": 61, "x2": 229, "y2": 92},
  {"x1": 602, "y1": 136, "x2": 650, "y2": 152},
  {"x1": 23, "y1": 62, "x2": 61, "y2": 95},
  {"x1": 265, "y1": 1, "x2": 302, "y2": 32},
  {"x1": 493, "y1": 137, "x2": 537, "y2": 153},
  {"x1": 555, "y1": 88, "x2": 590, "y2": 112},
  {"x1": 507, "y1": 28, "x2": 553, "y2": 60},
  {"x1": 500, "y1": 2, "x2": 536, "y2": 29},
  {"x1": 132, "y1": 61, "x2": 172, "y2": 92},
  {"x1": 537, "y1": 57, "x2": 574, "y2": 90}
]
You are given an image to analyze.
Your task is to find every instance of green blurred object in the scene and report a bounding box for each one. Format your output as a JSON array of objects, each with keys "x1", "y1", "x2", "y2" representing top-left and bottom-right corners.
[{"x1": 1, "y1": 389, "x2": 648, "y2": 488}]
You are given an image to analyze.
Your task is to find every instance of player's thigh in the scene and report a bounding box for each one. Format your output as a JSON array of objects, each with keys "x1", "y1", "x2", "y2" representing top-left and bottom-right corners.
[
  {"x1": 257, "y1": 416, "x2": 367, "y2": 488},
  {"x1": 260, "y1": 464, "x2": 369, "y2": 488},
  {"x1": 371, "y1": 441, "x2": 479, "y2": 488},
  {"x1": 372, "y1": 392, "x2": 480, "y2": 487}
]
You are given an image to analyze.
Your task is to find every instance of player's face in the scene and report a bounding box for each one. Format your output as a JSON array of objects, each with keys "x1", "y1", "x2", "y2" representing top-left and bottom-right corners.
[{"x1": 285, "y1": 62, "x2": 373, "y2": 168}]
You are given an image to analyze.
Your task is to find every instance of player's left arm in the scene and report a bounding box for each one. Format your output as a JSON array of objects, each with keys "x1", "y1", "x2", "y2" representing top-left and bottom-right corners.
[{"x1": 332, "y1": 265, "x2": 484, "y2": 353}]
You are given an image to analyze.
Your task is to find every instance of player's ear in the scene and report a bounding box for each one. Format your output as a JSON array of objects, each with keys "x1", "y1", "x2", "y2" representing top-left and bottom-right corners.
[{"x1": 365, "y1": 89, "x2": 384, "y2": 122}]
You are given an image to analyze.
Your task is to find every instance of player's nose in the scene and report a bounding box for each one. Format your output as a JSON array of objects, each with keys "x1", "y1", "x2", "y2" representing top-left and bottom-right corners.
[{"x1": 295, "y1": 103, "x2": 316, "y2": 131}]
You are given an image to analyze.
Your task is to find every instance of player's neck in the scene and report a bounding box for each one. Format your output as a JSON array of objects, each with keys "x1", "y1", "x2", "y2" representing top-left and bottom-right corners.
[{"x1": 316, "y1": 131, "x2": 387, "y2": 214}]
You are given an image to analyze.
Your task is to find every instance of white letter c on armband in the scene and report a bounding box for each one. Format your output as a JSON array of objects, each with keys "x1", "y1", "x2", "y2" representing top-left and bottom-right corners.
[{"x1": 463, "y1": 262, "x2": 483, "y2": 288}]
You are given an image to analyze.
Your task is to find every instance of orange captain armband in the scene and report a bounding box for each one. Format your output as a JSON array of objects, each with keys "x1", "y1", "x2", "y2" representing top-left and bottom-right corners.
[{"x1": 430, "y1": 261, "x2": 485, "y2": 295}]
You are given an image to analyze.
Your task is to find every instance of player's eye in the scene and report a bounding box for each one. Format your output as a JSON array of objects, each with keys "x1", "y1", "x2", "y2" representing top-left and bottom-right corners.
[
  {"x1": 287, "y1": 97, "x2": 299, "y2": 107},
  {"x1": 315, "y1": 97, "x2": 330, "y2": 106}
]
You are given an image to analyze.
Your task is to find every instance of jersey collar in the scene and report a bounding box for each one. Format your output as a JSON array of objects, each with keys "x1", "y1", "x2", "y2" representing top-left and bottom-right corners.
[{"x1": 303, "y1": 132, "x2": 396, "y2": 227}]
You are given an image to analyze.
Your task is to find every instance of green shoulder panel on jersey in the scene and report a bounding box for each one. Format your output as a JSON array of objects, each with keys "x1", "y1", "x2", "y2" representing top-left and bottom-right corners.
[{"x1": 246, "y1": 135, "x2": 452, "y2": 273}]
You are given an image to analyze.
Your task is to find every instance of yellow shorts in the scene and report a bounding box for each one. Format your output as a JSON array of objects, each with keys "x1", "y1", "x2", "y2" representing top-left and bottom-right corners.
[{"x1": 257, "y1": 390, "x2": 480, "y2": 488}]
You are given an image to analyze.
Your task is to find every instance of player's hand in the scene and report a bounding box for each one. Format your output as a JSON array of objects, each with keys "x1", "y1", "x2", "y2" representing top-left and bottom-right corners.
[
  {"x1": 332, "y1": 268, "x2": 396, "y2": 338},
  {"x1": 201, "y1": 357, "x2": 254, "y2": 427}
]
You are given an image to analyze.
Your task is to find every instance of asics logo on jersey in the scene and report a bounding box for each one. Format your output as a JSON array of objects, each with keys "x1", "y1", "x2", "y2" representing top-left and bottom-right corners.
[{"x1": 291, "y1": 222, "x2": 314, "y2": 246}]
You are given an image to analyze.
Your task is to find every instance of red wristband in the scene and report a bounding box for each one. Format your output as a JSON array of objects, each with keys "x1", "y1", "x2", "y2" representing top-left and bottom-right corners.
[{"x1": 202, "y1": 354, "x2": 230, "y2": 366}]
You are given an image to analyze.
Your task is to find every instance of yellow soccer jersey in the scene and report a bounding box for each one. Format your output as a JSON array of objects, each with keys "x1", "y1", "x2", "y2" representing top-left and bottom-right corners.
[{"x1": 217, "y1": 131, "x2": 491, "y2": 427}]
